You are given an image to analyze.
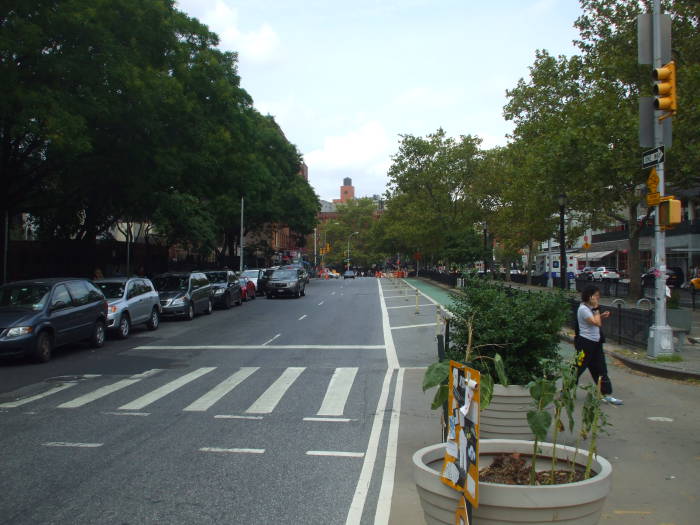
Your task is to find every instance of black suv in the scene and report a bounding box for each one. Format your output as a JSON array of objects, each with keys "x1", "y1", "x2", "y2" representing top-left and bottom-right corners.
[
  {"x1": 204, "y1": 270, "x2": 242, "y2": 309},
  {"x1": 153, "y1": 272, "x2": 213, "y2": 320},
  {"x1": 0, "y1": 278, "x2": 108, "y2": 363},
  {"x1": 265, "y1": 268, "x2": 306, "y2": 298},
  {"x1": 642, "y1": 267, "x2": 684, "y2": 289}
]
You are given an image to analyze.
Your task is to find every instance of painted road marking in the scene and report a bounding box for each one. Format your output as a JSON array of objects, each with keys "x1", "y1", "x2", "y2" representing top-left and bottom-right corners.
[
  {"x1": 214, "y1": 414, "x2": 264, "y2": 420},
  {"x1": 298, "y1": 314, "x2": 307, "y2": 320},
  {"x1": 391, "y1": 322, "x2": 438, "y2": 330},
  {"x1": 306, "y1": 451, "x2": 364, "y2": 458},
  {"x1": 303, "y1": 417, "x2": 353, "y2": 423},
  {"x1": 318, "y1": 301, "x2": 325, "y2": 306},
  {"x1": 377, "y1": 280, "x2": 399, "y2": 370},
  {"x1": 119, "y1": 367, "x2": 215, "y2": 411},
  {"x1": 102, "y1": 411, "x2": 150, "y2": 417},
  {"x1": 345, "y1": 368, "x2": 394, "y2": 524},
  {"x1": 262, "y1": 334, "x2": 281, "y2": 346},
  {"x1": 0, "y1": 382, "x2": 78, "y2": 408},
  {"x1": 246, "y1": 367, "x2": 305, "y2": 414},
  {"x1": 184, "y1": 367, "x2": 259, "y2": 412},
  {"x1": 386, "y1": 304, "x2": 436, "y2": 309},
  {"x1": 43, "y1": 442, "x2": 103, "y2": 448},
  {"x1": 133, "y1": 345, "x2": 385, "y2": 350},
  {"x1": 317, "y1": 367, "x2": 359, "y2": 416},
  {"x1": 199, "y1": 447, "x2": 265, "y2": 454},
  {"x1": 58, "y1": 369, "x2": 162, "y2": 409},
  {"x1": 647, "y1": 416, "x2": 673, "y2": 422}
]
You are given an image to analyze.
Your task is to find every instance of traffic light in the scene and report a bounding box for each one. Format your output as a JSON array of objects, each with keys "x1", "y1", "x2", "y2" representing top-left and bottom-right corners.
[
  {"x1": 653, "y1": 60, "x2": 677, "y2": 116},
  {"x1": 659, "y1": 197, "x2": 681, "y2": 228}
]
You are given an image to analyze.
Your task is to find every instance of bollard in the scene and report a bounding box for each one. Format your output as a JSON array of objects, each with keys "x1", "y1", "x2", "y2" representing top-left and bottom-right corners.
[{"x1": 415, "y1": 287, "x2": 420, "y2": 314}]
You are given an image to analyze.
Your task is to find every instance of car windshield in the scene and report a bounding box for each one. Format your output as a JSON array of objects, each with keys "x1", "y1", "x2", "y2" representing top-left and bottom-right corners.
[
  {"x1": 96, "y1": 282, "x2": 125, "y2": 299},
  {"x1": 271, "y1": 270, "x2": 297, "y2": 280},
  {"x1": 0, "y1": 284, "x2": 51, "y2": 310},
  {"x1": 205, "y1": 272, "x2": 227, "y2": 283},
  {"x1": 242, "y1": 270, "x2": 259, "y2": 278},
  {"x1": 153, "y1": 276, "x2": 189, "y2": 291}
]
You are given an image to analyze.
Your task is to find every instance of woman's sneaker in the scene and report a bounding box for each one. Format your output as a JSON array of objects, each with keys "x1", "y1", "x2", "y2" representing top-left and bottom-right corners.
[{"x1": 603, "y1": 396, "x2": 623, "y2": 405}]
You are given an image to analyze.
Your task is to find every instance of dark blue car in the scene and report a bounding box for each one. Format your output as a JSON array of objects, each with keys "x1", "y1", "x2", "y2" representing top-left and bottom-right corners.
[{"x1": 0, "y1": 278, "x2": 108, "y2": 363}]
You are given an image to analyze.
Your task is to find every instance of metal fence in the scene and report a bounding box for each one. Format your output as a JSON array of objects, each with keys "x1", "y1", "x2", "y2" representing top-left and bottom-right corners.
[{"x1": 568, "y1": 300, "x2": 653, "y2": 349}]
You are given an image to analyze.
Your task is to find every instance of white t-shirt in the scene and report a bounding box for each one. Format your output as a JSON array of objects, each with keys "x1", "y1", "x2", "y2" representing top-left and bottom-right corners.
[{"x1": 577, "y1": 303, "x2": 600, "y2": 342}]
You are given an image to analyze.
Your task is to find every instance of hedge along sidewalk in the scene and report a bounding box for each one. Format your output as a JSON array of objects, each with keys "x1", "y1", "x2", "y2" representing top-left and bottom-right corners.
[{"x1": 408, "y1": 276, "x2": 700, "y2": 382}]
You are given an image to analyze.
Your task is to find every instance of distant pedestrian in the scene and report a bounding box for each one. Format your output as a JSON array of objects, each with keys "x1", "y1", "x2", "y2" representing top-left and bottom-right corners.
[
  {"x1": 92, "y1": 268, "x2": 104, "y2": 280},
  {"x1": 574, "y1": 285, "x2": 623, "y2": 405}
]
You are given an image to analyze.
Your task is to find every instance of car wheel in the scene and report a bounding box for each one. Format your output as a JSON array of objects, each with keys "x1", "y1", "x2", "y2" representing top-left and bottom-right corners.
[
  {"x1": 32, "y1": 331, "x2": 53, "y2": 363},
  {"x1": 117, "y1": 314, "x2": 130, "y2": 339},
  {"x1": 146, "y1": 308, "x2": 160, "y2": 331},
  {"x1": 186, "y1": 302, "x2": 195, "y2": 321},
  {"x1": 236, "y1": 292, "x2": 242, "y2": 306},
  {"x1": 90, "y1": 320, "x2": 106, "y2": 348},
  {"x1": 204, "y1": 298, "x2": 213, "y2": 315}
]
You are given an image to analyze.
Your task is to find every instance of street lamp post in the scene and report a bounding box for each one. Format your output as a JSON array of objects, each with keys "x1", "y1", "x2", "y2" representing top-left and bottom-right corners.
[
  {"x1": 558, "y1": 193, "x2": 567, "y2": 290},
  {"x1": 347, "y1": 231, "x2": 359, "y2": 270}
]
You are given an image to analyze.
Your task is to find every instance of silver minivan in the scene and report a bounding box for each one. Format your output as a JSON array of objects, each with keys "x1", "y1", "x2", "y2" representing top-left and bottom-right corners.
[{"x1": 95, "y1": 277, "x2": 161, "y2": 338}]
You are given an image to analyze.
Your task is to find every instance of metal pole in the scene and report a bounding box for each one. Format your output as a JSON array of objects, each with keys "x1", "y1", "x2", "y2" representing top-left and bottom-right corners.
[
  {"x1": 239, "y1": 197, "x2": 244, "y2": 272},
  {"x1": 3, "y1": 210, "x2": 8, "y2": 284},
  {"x1": 649, "y1": 0, "x2": 672, "y2": 357},
  {"x1": 126, "y1": 222, "x2": 130, "y2": 276},
  {"x1": 547, "y1": 238, "x2": 553, "y2": 288},
  {"x1": 313, "y1": 227, "x2": 317, "y2": 270},
  {"x1": 559, "y1": 200, "x2": 567, "y2": 290}
]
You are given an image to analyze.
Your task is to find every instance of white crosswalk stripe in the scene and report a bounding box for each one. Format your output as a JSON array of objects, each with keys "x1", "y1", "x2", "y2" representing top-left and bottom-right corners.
[
  {"x1": 183, "y1": 367, "x2": 259, "y2": 412},
  {"x1": 317, "y1": 367, "x2": 358, "y2": 416},
  {"x1": 58, "y1": 370, "x2": 161, "y2": 409},
  {"x1": 0, "y1": 382, "x2": 78, "y2": 409},
  {"x1": 245, "y1": 367, "x2": 305, "y2": 414},
  {"x1": 119, "y1": 367, "x2": 215, "y2": 411}
]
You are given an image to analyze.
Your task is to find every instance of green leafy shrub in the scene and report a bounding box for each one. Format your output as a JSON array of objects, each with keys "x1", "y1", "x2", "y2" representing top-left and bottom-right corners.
[{"x1": 447, "y1": 274, "x2": 569, "y2": 385}]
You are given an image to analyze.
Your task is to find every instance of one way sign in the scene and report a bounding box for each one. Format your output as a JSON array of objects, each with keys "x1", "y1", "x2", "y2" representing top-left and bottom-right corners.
[{"x1": 642, "y1": 146, "x2": 665, "y2": 169}]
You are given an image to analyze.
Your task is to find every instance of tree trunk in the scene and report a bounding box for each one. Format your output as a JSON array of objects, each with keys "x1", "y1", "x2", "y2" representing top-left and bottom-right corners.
[
  {"x1": 526, "y1": 240, "x2": 535, "y2": 285},
  {"x1": 626, "y1": 203, "x2": 645, "y2": 300}
]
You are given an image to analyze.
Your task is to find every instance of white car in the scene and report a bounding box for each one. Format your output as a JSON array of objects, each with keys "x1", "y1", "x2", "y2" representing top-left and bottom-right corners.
[{"x1": 592, "y1": 267, "x2": 620, "y2": 281}]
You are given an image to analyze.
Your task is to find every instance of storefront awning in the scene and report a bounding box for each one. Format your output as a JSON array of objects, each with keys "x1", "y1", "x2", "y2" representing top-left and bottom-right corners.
[{"x1": 573, "y1": 250, "x2": 614, "y2": 260}]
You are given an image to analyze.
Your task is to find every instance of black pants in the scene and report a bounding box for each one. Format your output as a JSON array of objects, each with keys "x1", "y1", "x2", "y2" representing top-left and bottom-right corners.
[{"x1": 575, "y1": 336, "x2": 613, "y2": 395}]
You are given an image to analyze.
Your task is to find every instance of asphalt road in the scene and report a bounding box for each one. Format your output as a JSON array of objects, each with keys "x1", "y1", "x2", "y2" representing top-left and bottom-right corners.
[{"x1": 0, "y1": 277, "x2": 441, "y2": 525}]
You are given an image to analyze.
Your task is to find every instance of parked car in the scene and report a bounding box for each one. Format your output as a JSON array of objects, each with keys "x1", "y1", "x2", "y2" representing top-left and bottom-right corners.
[
  {"x1": 0, "y1": 278, "x2": 108, "y2": 362},
  {"x1": 283, "y1": 264, "x2": 310, "y2": 284},
  {"x1": 241, "y1": 269, "x2": 263, "y2": 295},
  {"x1": 642, "y1": 266, "x2": 684, "y2": 288},
  {"x1": 591, "y1": 267, "x2": 620, "y2": 281},
  {"x1": 266, "y1": 268, "x2": 306, "y2": 298},
  {"x1": 153, "y1": 272, "x2": 212, "y2": 320},
  {"x1": 95, "y1": 277, "x2": 161, "y2": 339},
  {"x1": 577, "y1": 267, "x2": 595, "y2": 280},
  {"x1": 204, "y1": 270, "x2": 242, "y2": 309},
  {"x1": 238, "y1": 275, "x2": 256, "y2": 301},
  {"x1": 343, "y1": 270, "x2": 356, "y2": 279},
  {"x1": 257, "y1": 267, "x2": 279, "y2": 296}
]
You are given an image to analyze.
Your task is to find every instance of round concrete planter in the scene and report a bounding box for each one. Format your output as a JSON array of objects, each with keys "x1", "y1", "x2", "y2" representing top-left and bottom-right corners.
[
  {"x1": 480, "y1": 384, "x2": 534, "y2": 439},
  {"x1": 413, "y1": 440, "x2": 612, "y2": 525}
]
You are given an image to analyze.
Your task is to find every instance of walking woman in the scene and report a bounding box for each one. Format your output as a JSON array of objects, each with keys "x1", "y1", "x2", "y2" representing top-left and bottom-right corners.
[{"x1": 575, "y1": 285, "x2": 623, "y2": 405}]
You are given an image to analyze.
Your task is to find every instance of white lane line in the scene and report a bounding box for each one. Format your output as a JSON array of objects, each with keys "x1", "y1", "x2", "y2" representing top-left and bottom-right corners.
[
  {"x1": 214, "y1": 414, "x2": 264, "y2": 420},
  {"x1": 118, "y1": 367, "x2": 215, "y2": 411},
  {"x1": 102, "y1": 411, "x2": 150, "y2": 417},
  {"x1": 43, "y1": 442, "x2": 103, "y2": 448},
  {"x1": 386, "y1": 304, "x2": 437, "y2": 310},
  {"x1": 331, "y1": 291, "x2": 336, "y2": 295},
  {"x1": 183, "y1": 367, "x2": 258, "y2": 412},
  {"x1": 317, "y1": 368, "x2": 358, "y2": 416},
  {"x1": 262, "y1": 334, "x2": 281, "y2": 346},
  {"x1": 382, "y1": 295, "x2": 406, "y2": 299},
  {"x1": 377, "y1": 279, "x2": 399, "y2": 370},
  {"x1": 345, "y1": 368, "x2": 394, "y2": 524},
  {"x1": 58, "y1": 369, "x2": 161, "y2": 409},
  {"x1": 318, "y1": 301, "x2": 325, "y2": 306},
  {"x1": 246, "y1": 367, "x2": 305, "y2": 414},
  {"x1": 133, "y1": 345, "x2": 385, "y2": 350},
  {"x1": 303, "y1": 417, "x2": 353, "y2": 423},
  {"x1": 391, "y1": 322, "x2": 438, "y2": 330},
  {"x1": 306, "y1": 451, "x2": 364, "y2": 458},
  {"x1": 298, "y1": 314, "x2": 307, "y2": 321},
  {"x1": 374, "y1": 368, "x2": 405, "y2": 524},
  {"x1": 0, "y1": 382, "x2": 78, "y2": 408},
  {"x1": 199, "y1": 447, "x2": 265, "y2": 454}
]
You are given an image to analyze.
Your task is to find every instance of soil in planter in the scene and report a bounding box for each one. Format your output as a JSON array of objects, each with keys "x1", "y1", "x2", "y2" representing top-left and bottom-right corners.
[{"x1": 479, "y1": 453, "x2": 586, "y2": 485}]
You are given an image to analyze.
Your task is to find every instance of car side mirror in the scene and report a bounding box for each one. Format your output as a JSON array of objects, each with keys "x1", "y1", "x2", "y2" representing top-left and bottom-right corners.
[{"x1": 51, "y1": 300, "x2": 67, "y2": 311}]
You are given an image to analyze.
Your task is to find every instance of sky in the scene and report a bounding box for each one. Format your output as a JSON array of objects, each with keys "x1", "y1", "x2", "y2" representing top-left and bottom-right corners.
[{"x1": 175, "y1": 0, "x2": 583, "y2": 202}]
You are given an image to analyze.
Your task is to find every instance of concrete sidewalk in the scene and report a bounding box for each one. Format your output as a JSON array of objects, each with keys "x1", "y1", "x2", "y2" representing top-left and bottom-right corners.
[{"x1": 406, "y1": 276, "x2": 700, "y2": 382}]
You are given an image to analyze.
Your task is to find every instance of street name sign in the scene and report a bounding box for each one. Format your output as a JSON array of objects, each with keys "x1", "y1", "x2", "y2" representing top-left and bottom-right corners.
[{"x1": 642, "y1": 146, "x2": 664, "y2": 169}]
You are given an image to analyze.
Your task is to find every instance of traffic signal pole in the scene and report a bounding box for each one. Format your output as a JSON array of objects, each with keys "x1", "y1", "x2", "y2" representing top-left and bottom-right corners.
[{"x1": 649, "y1": 0, "x2": 672, "y2": 357}]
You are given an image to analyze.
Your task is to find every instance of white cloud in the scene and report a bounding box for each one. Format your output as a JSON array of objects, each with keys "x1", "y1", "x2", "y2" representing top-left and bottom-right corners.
[
  {"x1": 178, "y1": 0, "x2": 280, "y2": 63},
  {"x1": 304, "y1": 121, "x2": 392, "y2": 171},
  {"x1": 392, "y1": 86, "x2": 460, "y2": 109}
]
